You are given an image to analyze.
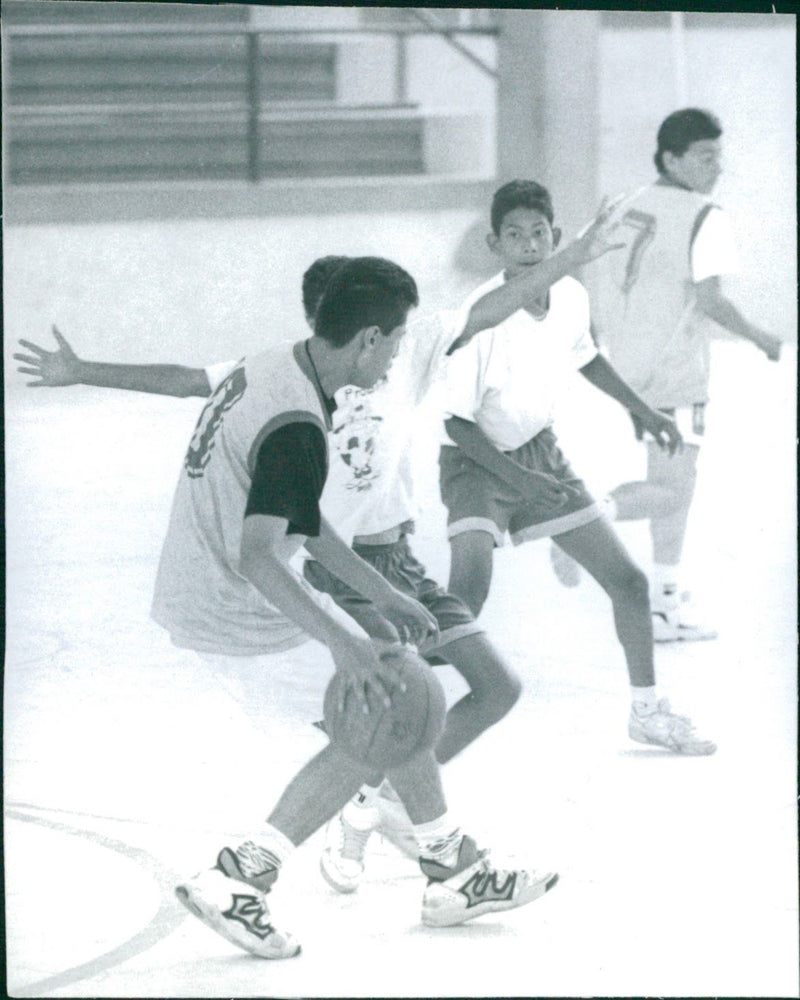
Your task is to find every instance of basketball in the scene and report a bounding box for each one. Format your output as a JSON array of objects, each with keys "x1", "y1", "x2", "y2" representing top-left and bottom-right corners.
[{"x1": 323, "y1": 645, "x2": 447, "y2": 771}]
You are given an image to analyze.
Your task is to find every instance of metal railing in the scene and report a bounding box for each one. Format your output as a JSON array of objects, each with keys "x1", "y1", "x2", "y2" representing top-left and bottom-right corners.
[{"x1": 6, "y1": 21, "x2": 499, "y2": 183}]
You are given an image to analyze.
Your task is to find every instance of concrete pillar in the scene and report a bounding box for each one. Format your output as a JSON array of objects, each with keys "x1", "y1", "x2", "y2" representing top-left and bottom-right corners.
[{"x1": 496, "y1": 10, "x2": 601, "y2": 238}]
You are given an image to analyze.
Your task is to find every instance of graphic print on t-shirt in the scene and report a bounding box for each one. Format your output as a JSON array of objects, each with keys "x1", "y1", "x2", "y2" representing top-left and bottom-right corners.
[
  {"x1": 185, "y1": 365, "x2": 247, "y2": 478},
  {"x1": 331, "y1": 384, "x2": 384, "y2": 492}
]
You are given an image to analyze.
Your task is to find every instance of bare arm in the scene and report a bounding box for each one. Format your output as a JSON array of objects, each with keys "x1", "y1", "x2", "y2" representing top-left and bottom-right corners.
[
  {"x1": 695, "y1": 277, "x2": 782, "y2": 361},
  {"x1": 450, "y1": 201, "x2": 626, "y2": 353},
  {"x1": 240, "y1": 514, "x2": 399, "y2": 708},
  {"x1": 444, "y1": 415, "x2": 578, "y2": 508},
  {"x1": 304, "y1": 518, "x2": 438, "y2": 645},
  {"x1": 579, "y1": 354, "x2": 682, "y2": 454},
  {"x1": 15, "y1": 326, "x2": 212, "y2": 397}
]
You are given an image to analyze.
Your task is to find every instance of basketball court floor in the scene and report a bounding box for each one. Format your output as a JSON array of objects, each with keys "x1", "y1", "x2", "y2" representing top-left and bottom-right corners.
[{"x1": 4, "y1": 278, "x2": 798, "y2": 995}]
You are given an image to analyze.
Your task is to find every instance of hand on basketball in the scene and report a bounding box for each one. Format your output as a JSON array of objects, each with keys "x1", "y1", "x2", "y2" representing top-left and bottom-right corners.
[
  {"x1": 517, "y1": 469, "x2": 581, "y2": 508},
  {"x1": 15, "y1": 326, "x2": 82, "y2": 386},
  {"x1": 375, "y1": 590, "x2": 439, "y2": 647},
  {"x1": 638, "y1": 408, "x2": 683, "y2": 456},
  {"x1": 327, "y1": 629, "x2": 400, "y2": 713}
]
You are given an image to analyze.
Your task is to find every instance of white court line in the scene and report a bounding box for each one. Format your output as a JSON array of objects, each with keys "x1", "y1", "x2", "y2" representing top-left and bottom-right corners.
[{"x1": 6, "y1": 806, "x2": 187, "y2": 998}]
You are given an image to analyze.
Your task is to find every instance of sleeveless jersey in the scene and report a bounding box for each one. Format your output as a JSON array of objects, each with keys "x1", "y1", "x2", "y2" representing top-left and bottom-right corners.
[
  {"x1": 152, "y1": 341, "x2": 330, "y2": 655},
  {"x1": 592, "y1": 183, "x2": 718, "y2": 409}
]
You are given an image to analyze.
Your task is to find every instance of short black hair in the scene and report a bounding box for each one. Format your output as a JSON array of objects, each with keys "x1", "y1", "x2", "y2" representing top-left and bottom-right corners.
[
  {"x1": 302, "y1": 255, "x2": 350, "y2": 319},
  {"x1": 490, "y1": 180, "x2": 554, "y2": 234},
  {"x1": 655, "y1": 108, "x2": 722, "y2": 173},
  {"x1": 314, "y1": 257, "x2": 419, "y2": 348}
]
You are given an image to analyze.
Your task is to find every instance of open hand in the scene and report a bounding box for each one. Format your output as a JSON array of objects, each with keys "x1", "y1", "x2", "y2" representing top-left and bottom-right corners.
[
  {"x1": 15, "y1": 326, "x2": 81, "y2": 386},
  {"x1": 636, "y1": 408, "x2": 683, "y2": 456},
  {"x1": 570, "y1": 195, "x2": 629, "y2": 266}
]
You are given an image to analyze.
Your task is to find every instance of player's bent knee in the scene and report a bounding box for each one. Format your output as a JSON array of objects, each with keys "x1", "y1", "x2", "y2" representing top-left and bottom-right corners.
[
  {"x1": 323, "y1": 647, "x2": 447, "y2": 771},
  {"x1": 483, "y1": 667, "x2": 522, "y2": 720}
]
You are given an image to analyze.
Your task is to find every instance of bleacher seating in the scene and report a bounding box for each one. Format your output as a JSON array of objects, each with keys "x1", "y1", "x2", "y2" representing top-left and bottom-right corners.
[{"x1": 4, "y1": 1, "x2": 426, "y2": 183}]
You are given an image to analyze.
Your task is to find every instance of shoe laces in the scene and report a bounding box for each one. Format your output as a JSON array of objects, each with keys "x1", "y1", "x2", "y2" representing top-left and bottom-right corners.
[
  {"x1": 471, "y1": 850, "x2": 541, "y2": 889},
  {"x1": 338, "y1": 818, "x2": 372, "y2": 862},
  {"x1": 656, "y1": 700, "x2": 695, "y2": 731}
]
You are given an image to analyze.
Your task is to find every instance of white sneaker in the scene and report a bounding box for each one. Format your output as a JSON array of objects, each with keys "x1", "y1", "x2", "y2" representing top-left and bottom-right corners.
[
  {"x1": 652, "y1": 592, "x2": 718, "y2": 642},
  {"x1": 629, "y1": 698, "x2": 717, "y2": 756},
  {"x1": 420, "y1": 836, "x2": 558, "y2": 927},
  {"x1": 319, "y1": 808, "x2": 377, "y2": 893},
  {"x1": 550, "y1": 541, "x2": 581, "y2": 588},
  {"x1": 175, "y1": 854, "x2": 300, "y2": 959}
]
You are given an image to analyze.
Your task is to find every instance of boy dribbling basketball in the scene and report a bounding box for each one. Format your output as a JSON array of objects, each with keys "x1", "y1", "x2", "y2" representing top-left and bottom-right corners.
[{"x1": 154, "y1": 257, "x2": 558, "y2": 958}]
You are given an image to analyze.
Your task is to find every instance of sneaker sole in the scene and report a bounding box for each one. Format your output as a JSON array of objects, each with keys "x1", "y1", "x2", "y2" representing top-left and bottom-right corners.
[
  {"x1": 175, "y1": 884, "x2": 301, "y2": 959},
  {"x1": 319, "y1": 854, "x2": 360, "y2": 894},
  {"x1": 653, "y1": 631, "x2": 718, "y2": 643},
  {"x1": 628, "y1": 733, "x2": 717, "y2": 755},
  {"x1": 421, "y1": 872, "x2": 559, "y2": 927}
]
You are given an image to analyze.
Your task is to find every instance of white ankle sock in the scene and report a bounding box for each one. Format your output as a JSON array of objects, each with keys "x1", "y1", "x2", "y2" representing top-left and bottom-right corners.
[
  {"x1": 652, "y1": 563, "x2": 680, "y2": 597},
  {"x1": 631, "y1": 685, "x2": 659, "y2": 713},
  {"x1": 340, "y1": 783, "x2": 382, "y2": 829},
  {"x1": 342, "y1": 798, "x2": 380, "y2": 830},
  {"x1": 413, "y1": 813, "x2": 462, "y2": 868},
  {"x1": 352, "y1": 783, "x2": 382, "y2": 808}
]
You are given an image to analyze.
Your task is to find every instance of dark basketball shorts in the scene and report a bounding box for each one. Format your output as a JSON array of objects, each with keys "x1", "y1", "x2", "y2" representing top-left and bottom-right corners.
[
  {"x1": 439, "y1": 426, "x2": 603, "y2": 547},
  {"x1": 303, "y1": 532, "x2": 483, "y2": 657}
]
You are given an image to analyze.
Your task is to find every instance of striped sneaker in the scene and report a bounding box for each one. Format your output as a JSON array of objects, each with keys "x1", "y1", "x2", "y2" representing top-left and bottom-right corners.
[
  {"x1": 420, "y1": 836, "x2": 558, "y2": 927},
  {"x1": 175, "y1": 843, "x2": 300, "y2": 959}
]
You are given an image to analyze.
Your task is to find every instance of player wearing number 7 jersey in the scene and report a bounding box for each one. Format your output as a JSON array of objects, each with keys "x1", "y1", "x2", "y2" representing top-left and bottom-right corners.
[{"x1": 568, "y1": 109, "x2": 783, "y2": 641}]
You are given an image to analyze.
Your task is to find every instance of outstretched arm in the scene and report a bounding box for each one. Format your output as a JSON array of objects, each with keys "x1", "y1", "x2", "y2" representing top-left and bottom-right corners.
[
  {"x1": 444, "y1": 415, "x2": 578, "y2": 509},
  {"x1": 15, "y1": 326, "x2": 212, "y2": 397},
  {"x1": 695, "y1": 277, "x2": 782, "y2": 361},
  {"x1": 579, "y1": 354, "x2": 682, "y2": 454},
  {"x1": 450, "y1": 199, "x2": 626, "y2": 354}
]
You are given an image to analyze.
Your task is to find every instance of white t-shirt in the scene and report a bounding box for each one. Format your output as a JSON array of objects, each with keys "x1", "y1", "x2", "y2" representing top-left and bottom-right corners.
[
  {"x1": 441, "y1": 274, "x2": 597, "y2": 452},
  {"x1": 691, "y1": 206, "x2": 739, "y2": 281},
  {"x1": 205, "y1": 305, "x2": 469, "y2": 544}
]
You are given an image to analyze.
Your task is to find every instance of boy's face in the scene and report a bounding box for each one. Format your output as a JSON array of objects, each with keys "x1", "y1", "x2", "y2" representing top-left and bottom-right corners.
[
  {"x1": 352, "y1": 319, "x2": 407, "y2": 389},
  {"x1": 663, "y1": 138, "x2": 721, "y2": 194},
  {"x1": 487, "y1": 207, "x2": 560, "y2": 279}
]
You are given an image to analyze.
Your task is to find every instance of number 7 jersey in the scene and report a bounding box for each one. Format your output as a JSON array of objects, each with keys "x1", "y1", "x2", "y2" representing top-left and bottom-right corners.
[{"x1": 591, "y1": 182, "x2": 733, "y2": 410}]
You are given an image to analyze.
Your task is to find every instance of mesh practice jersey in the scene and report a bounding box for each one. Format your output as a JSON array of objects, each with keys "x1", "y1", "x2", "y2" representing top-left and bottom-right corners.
[
  {"x1": 152, "y1": 341, "x2": 331, "y2": 655},
  {"x1": 592, "y1": 182, "x2": 737, "y2": 409}
]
